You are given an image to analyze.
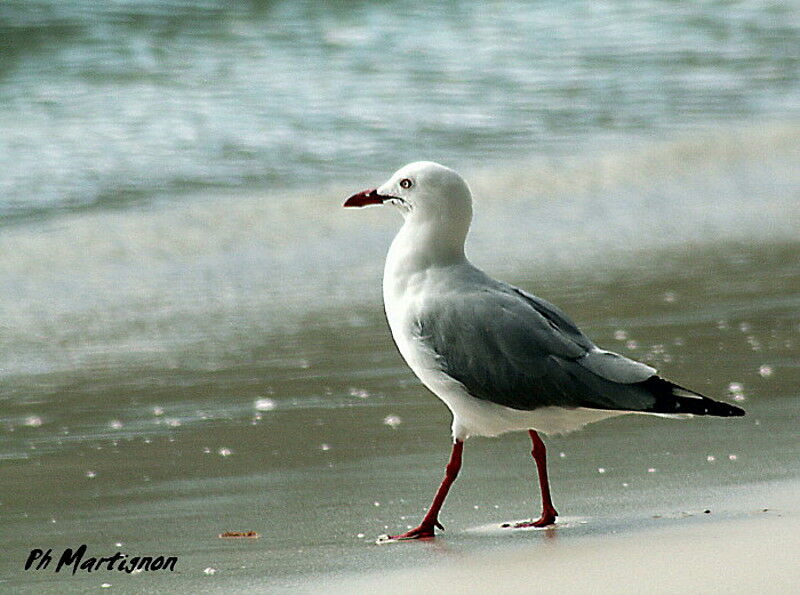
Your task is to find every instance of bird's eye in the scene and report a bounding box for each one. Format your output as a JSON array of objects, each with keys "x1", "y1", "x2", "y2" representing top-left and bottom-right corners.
[{"x1": 399, "y1": 178, "x2": 413, "y2": 189}]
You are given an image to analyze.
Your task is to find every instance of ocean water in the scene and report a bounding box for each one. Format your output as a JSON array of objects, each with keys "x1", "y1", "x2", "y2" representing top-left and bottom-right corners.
[
  {"x1": 1, "y1": 0, "x2": 799, "y2": 220},
  {"x1": 1, "y1": 1, "x2": 799, "y2": 591}
]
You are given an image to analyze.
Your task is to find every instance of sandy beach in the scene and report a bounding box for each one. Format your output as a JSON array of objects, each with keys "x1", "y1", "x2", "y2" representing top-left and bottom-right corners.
[
  {"x1": 2, "y1": 3, "x2": 799, "y2": 593},
  {"x1": 322, "y1": 479, "x2": 800, "y2": 595}
]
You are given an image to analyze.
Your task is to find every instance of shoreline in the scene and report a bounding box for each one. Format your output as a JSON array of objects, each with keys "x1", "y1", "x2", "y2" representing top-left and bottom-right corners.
[{"x1": 318, "y1": 478, "x2": 800, "y2": 594}]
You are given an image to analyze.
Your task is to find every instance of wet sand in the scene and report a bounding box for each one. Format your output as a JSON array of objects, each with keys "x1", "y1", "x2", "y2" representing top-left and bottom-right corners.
[
  {"x1": 2, "y1": 2, "x2": 799, "y2": 590},
  {"x1": 2, "y1": 235, "x2": 798, "y2": 593},
  {"x1": 322, "y1": 479, "x2": 800, "y2": 595}
]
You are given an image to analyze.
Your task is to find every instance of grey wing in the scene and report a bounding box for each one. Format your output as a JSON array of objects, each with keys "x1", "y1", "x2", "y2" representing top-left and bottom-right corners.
[
  {"x1": 506, "y1": 286, "x2": 595, "y2": 352},
  {"x1": 416, "y1": 285, "x2": 661, "y2": 412}
]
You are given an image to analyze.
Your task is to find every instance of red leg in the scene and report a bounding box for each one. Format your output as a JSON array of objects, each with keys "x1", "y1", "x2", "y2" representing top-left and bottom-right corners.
[
  {"x1": 387, "y1": 439, "x2": 464, "y2": 540},
  {"x1": 514, "y1": 430, "x2": 558, "y2": 528}
]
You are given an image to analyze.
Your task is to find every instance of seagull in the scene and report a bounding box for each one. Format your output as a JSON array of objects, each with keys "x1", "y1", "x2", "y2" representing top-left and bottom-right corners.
[{"x1": 343, "y1": 161, "x2": 745, "y2": 541}]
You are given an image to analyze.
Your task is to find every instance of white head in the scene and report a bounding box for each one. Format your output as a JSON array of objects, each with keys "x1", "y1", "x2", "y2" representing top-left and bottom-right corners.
[{"x1": 344, "y1": 161, "x2": 473, "y2": 262}]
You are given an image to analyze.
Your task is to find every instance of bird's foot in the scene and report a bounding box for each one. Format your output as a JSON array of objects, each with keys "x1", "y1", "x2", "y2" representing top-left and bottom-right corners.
[
  {"x1": 503, "y1": 508, "x2": 558, "y2": 529},
  {"x1": 377, "y1": 521, "x2": 443, "y2": 543}
]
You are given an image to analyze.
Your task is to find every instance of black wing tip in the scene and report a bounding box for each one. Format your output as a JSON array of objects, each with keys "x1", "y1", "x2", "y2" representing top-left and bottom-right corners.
[
  {"x1": 707, "y1": 401, "x2": 746, "y2": 417},
  {"x1": 640, "y1": 376, "x2": 747, "y2": 417},
  {"x1": 728, "y1": 405, "x2": 747, "y2": 417}
]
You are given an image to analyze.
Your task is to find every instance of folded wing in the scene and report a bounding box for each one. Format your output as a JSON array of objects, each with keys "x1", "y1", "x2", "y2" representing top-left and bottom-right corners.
[{"x1": 415, "y1": 283, "x2": 743, "y2": 417}]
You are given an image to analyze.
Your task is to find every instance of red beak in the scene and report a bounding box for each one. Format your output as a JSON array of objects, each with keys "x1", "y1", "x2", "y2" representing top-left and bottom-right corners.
[{"x1": 343, "y1": 188, "x2": 390, "y2": 208}]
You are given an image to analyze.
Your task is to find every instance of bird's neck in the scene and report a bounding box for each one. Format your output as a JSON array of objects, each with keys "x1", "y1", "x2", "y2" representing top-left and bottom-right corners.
[{"x1": 384, "y1": 219, "x2": 467, "y2": 296}]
